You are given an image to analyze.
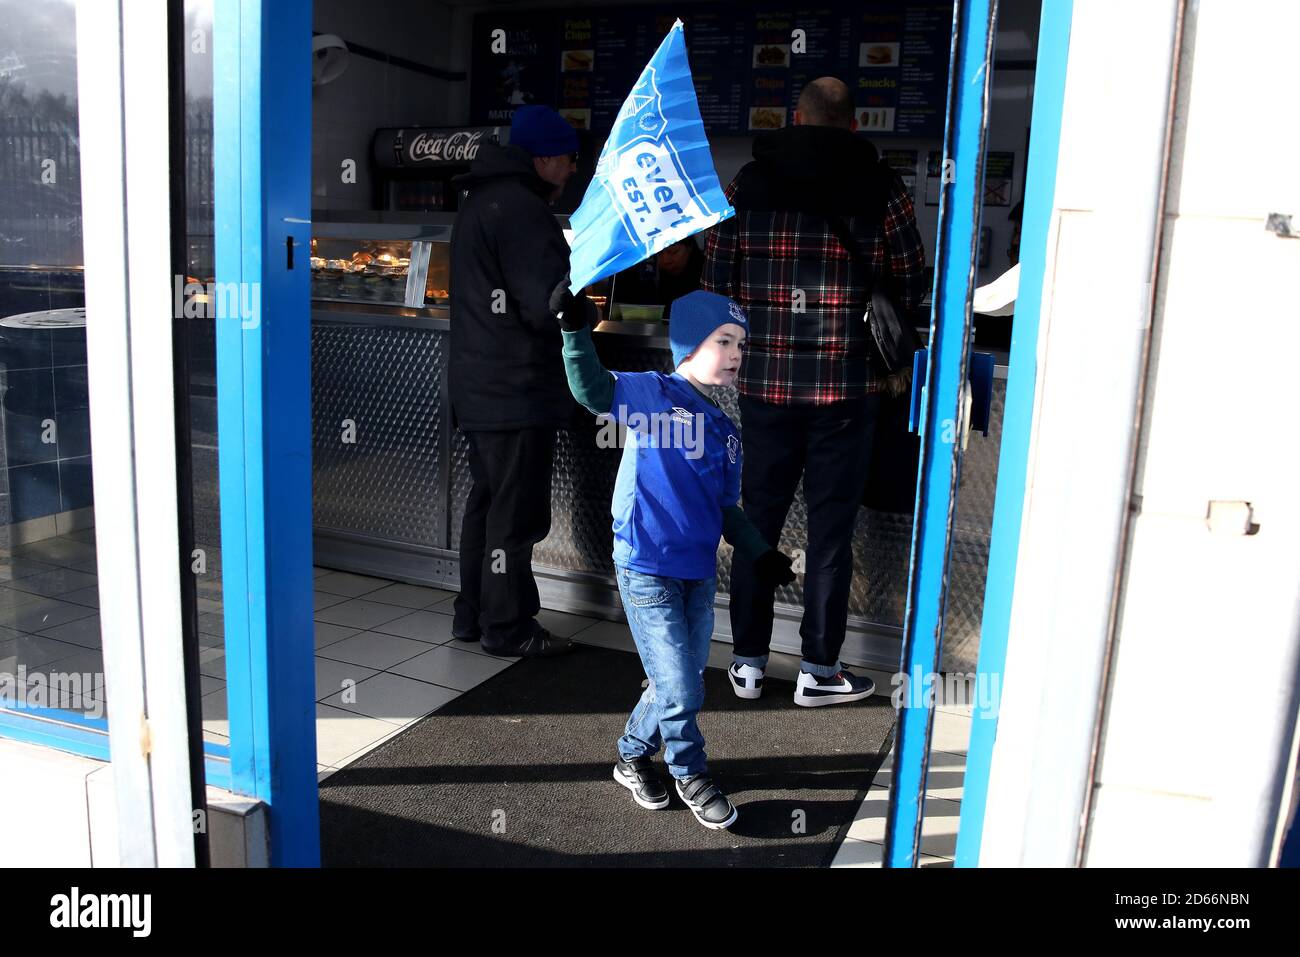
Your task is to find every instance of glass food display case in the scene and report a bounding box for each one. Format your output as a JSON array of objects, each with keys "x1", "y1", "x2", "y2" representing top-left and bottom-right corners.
[
  {"x1": 310, "y1": 216, "x2": 454, "y2": 311},
  {"x1": 309, "y1": 213, "x2": 607, "y2": 316}
]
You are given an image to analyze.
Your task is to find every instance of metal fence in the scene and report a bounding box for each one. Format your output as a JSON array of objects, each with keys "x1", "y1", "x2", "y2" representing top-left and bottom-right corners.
[
  {"x1": 0, "y1": 100, "x2": 216, "y2": 275},
  {"x1": 0, "y1": 115, "x2": 83, "y2": 267}
]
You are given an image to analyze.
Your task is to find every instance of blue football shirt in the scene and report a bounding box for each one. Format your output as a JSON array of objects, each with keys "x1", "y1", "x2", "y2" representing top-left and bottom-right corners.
[{"x1": 607, "y1": 371, "x2": 742, "y2": 580}]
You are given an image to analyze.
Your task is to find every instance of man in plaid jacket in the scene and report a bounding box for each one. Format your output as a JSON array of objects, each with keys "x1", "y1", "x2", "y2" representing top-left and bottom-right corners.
[{"x1": 702, "y1": 77, "x2": 927, "y2": 707}]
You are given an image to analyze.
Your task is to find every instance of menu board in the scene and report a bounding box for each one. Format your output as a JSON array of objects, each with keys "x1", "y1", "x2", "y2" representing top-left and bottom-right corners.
[
  {"x1": 748, "y1": 10, "x2": 794, "y2": 131},
  {"x1": 787, "y1": 6, "x2": 856, "y2": 118},
  {"x1": 496, "y1": 7, "x2": 748, "y2": 134},
  {"x1": 683, "y1": 8, "x2": 750, "y2": 133},
  {"x1": 470, "y1": 2, "x2": 953, "y2": 137},
  {"x1": 556, "y1": 15, "x2": 596, "y2": 132},
  {"x1": 589, "y1": 12, "x2": 657, "y2": 130},
  {"x1": 856, "y1": 1, "x2": 951, "y2": 137},
  {"x1": 897, "y1": 2, "x2": 951, "y2": 137},
  {"x1": 748, "y1": 6, "x2": 858, "y2": 130}
]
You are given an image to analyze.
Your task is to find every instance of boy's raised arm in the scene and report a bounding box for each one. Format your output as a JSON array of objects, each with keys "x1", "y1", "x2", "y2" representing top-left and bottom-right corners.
[
  {"x1": 561, "y1": 324, "x2": 615, "y2": 415},
  {"x1": 550, "y1": 277, "x2": 614, "y2": 414}
]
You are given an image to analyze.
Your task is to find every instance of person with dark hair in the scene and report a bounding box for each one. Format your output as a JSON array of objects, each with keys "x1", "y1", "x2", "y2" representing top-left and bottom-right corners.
[
  {"x1": 609, "y1": 235, "x2": 704, "y2": 322},
  {"x1": 702, "y1": 76, "x2": 927, "y2": 706}
]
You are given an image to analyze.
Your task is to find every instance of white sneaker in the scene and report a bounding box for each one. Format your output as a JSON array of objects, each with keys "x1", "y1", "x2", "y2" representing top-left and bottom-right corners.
[
  {"x1": 794, "y1": 668, "x2": 876, "y2": 707},
  {"x1": 728, "y1": 662, "x2": 765, "y2": 700}
]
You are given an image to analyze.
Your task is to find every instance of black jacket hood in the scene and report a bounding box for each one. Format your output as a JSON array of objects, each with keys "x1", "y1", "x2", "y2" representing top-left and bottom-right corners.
[
  {"x1": 746, "y1": 125, "x2": 888, "y2": 216},
  {"x1": 452, "y1": 143, "x2": 552, "y2": 197}
]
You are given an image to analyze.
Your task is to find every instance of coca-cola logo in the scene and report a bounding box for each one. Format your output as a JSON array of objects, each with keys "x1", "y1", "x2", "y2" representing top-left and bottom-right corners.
[{"x1": 408, "y1": 130, "x2": 485, "y2": 164}]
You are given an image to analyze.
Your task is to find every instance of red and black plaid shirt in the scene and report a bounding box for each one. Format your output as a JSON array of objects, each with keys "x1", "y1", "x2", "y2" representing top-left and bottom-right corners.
[{"x1": 701, "y1": 172, "x2": 927, "y2": 405}]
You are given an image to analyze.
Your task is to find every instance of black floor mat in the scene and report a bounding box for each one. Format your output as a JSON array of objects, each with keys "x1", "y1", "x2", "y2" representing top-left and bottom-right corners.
[{"x1": 320, "y1": 644, "x2": 896, "y2": 867}]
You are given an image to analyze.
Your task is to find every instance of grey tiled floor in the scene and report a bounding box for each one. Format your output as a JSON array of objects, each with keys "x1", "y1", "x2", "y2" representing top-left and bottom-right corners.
[{"x1": 0, "y1": 535, "x2": 107, "y2": 716}]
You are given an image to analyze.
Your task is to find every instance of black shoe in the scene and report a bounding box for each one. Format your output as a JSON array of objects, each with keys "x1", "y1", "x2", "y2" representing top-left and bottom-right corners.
[
  {"x1": 517, "y1": 625, "x2": 572, "y2": 658},
  {"x1": 483, "y1": 625, "x2": 572, "y2": 658},
  {"x1": 675, "y1": 774, "x2": 738, "y2": 830},
  {"x1": 451, "y1": 629, "x2": 481, "y2": 643},
  {"x1": 613, "y1": 756, "x2": 669, "y2": 810}
]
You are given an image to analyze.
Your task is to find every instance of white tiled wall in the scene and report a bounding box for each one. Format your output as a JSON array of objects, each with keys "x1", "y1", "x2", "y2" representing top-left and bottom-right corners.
[{"x1": 312, "y1": 0, "x2": 459, "y2": 211}]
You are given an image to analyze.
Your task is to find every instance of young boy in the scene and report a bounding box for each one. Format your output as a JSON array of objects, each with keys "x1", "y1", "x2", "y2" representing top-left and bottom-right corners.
[{"x1": 550, "y1": 284, "x2": 796, "y2": 830}]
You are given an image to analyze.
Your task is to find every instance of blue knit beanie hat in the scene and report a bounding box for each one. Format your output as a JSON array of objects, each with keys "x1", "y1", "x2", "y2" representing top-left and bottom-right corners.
[
  {"x1": 669, "y1": 290, "x2": 749, "y2": 369},
  {"x1": 510, "y1": 105, "x2": 579, "y2": 157}
]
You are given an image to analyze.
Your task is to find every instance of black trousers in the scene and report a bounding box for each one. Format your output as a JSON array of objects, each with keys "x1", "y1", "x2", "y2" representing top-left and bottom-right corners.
[
  {"x1": 729, "y1": 393, "x2": 880, "y2": 669},
  {"x1": 452, "y1": 428, "x2": 556, "y2": 649}
]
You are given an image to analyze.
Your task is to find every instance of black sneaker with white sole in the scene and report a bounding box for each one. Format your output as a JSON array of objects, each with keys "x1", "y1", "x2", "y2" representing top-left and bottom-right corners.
[
  {"x1": 674, "y1": 774, "x2": 738, "y2": 830},
  {"x1": 613, "y1": 756, "x2": 670, "y2": 810},
  {"x1": 794, "y1": 668, "x2": 876, "y2": 707}
]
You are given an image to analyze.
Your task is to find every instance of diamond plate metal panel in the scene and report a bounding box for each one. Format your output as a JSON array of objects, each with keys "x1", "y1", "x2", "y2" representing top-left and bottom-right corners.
[
  {"x1": 941, "y1": 376, "x2": 1006, "y2": 672},
  {"x1": 449, "y1": 426, "x2": 472, "y2": 550},
  {"x1": 312, "y1": 322, "x2": 445, "y2": 545}
]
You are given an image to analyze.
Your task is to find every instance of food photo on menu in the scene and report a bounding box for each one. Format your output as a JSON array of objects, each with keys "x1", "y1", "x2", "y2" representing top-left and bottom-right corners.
[
  {"x1": 748, "y1": 106, "x2": 786, "y2": 130},
  {"x1": 860, "y1": 42, "x2": 900, "y2": 67},
  {"x1": 562, "y1": 48, "x2": 594, "y2": 72},
  {"x1": 752, "y1": 43, "x2": 791, "y2": 68}
]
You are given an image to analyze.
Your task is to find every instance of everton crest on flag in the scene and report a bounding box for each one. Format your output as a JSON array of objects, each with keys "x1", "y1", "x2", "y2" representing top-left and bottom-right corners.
[{"x1": 567, "y1": 19, "x2": 735, "y2": 293}]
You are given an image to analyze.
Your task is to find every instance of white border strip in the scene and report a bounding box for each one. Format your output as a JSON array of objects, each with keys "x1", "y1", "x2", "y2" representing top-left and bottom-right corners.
[{"x1": 76, "y1": 0, "x2": 194, "y2": 868}]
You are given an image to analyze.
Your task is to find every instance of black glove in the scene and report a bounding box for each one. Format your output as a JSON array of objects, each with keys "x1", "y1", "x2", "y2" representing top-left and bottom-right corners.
[
  {"x1": 549, "y1": 273, "x2": 597, "y2": 332},
  {"x1": 754, "y1": 548, "x2": 796, "y2": 590}
]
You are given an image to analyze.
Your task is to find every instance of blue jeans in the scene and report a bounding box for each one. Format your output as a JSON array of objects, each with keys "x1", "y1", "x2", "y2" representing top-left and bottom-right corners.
[{"x1": 615, "y1": 565, "x2": 717, "y2": 780}]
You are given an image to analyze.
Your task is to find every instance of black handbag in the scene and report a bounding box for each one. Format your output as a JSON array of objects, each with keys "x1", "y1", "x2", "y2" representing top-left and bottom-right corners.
[{"x1": 823, "y1": 214, "x2": 922, "y2": 375}]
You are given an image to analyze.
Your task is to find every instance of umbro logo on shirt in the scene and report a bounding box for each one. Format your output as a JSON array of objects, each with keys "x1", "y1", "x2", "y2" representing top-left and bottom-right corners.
[
  {"x1": 670, "y1": 407, "x2": 694, "y2": 423},
  {"x1": 726, "y1": 434, "x2": 739, "y2": 464}
]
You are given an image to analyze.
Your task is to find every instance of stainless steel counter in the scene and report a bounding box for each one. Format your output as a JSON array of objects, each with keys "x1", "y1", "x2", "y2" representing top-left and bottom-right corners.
[{"x1": 311, "y1": 304, "x2": 1005, "y2": 673}]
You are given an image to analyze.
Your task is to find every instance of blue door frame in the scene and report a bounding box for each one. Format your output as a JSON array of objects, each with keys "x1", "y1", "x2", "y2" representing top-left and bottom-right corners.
[
  {"x1": 955, "y1": 0, "x2": 1073, "y2": 867},
  {"x1": 214, "y1": 0, "x2": 319, "y2": 867},
  {"x1": 883, "y1": 0, "x2": 1000, "y2": 869},
  {"x1": 884, "y1": 0, "x2": 1072, "y2": 866}
]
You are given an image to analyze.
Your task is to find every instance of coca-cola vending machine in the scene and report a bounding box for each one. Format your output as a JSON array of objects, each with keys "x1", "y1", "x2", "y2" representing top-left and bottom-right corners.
[{"x1": 371, "y1": 126, "x2": 506, "y2": 212}]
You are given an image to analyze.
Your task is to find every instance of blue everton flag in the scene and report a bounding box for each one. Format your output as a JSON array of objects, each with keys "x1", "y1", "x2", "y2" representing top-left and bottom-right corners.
[{"x1": 567, "y1": 19, "x2": 734, "y2": 293}]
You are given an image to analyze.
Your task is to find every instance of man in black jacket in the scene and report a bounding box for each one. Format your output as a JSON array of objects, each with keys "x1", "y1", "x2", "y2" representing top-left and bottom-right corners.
[
  {"x1": 448, "y1": 106, "x2": 579, "y2": 657},
  {"x1": 702, "y1": 78, "x2": 927, "y2": 705}
]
